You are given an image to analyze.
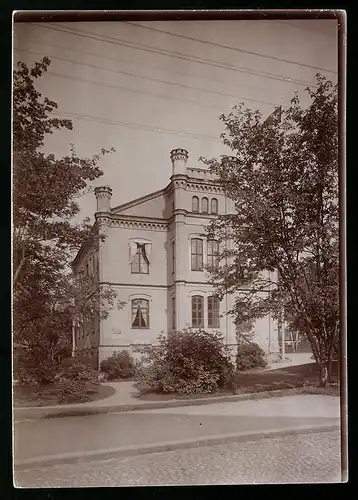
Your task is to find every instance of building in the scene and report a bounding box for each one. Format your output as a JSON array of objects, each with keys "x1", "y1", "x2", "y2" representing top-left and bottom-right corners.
[{"x1": 73, "y1": 149, "x2": 279, "y2": 368}]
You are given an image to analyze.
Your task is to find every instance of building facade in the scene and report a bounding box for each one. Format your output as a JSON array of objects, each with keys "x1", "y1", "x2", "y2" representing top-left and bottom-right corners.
[{"x1": 73, "y1": 149, "x2": 279, "y2": 368}]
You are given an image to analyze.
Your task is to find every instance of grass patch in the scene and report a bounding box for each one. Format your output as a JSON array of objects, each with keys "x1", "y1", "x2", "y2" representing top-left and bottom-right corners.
[
  {"x1": 13, "y1": 383, "x2": 116, "y2": 408},
  {"x1": 135, "y1": 362, "x2": 339, "y2": 401}
]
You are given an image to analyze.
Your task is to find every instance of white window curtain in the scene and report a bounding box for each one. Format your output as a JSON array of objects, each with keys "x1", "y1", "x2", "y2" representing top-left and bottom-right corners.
[
  {"x1": 129, "y1": 240, "x2": 152, "y2": 264},
  {"x1": 129, "y1": 242, "x2": 138, "y2": 264}
]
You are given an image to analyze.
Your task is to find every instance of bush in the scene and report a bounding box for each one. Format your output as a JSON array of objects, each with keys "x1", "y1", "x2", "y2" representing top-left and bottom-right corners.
[
  {"x1": 99, "y1": 350, "x2": 135, "y2": 381},
  {"x1": 236, "y1": 342, "x2": 267, "y2": 372},
  {"x1": 138, "y1": 329, "x2": 235, "y2": 395},
  {"x1": 57, "y1": 380, "x2": 98, "y2": 404},
  {"x1": 14, "y1": 347, "x2": 57, "y2": 385},
  {"x1": 57, "y1": 357, "x2": 99, "y2": 403},
  {"x1": 58, "y1": 357, "x2": 99, "y2": 383}
]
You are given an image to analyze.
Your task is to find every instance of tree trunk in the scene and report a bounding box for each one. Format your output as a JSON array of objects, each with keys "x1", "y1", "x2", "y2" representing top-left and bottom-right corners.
[
  {"x1": 327, "y1": 355, "x2": 334, "y2": 385},
  {"x1": 319, "y1": 362, "x2": 329, "y2": 387}
]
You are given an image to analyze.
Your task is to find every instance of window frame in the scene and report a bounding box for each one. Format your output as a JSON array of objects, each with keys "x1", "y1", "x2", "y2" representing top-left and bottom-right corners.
[
  {"x1": 201, "y1": 197, "x2": 209, "y2": 214},
  {"x1": 131, "y1": 244, "x2": 150, "y2": 274},
  {"x1": 208, "y1": 296, "x2": 220, "y2": 328},
  {"x1": 131, "y1": 298, "x2": 150, "y2": 329},
  {"x1": 172, "y1": 296, "x2": 176, "y2": 330},
  {"x1": 211, "y1": 198, "x2": 218, "y2": 214},
  {"x1": 172, "y1": 240, "x2": 175, "y2": 275},
  {"x1": 207, "y1": 239, "x2": 219, "y2": 267},
  {"x1": 192, "y1": 196, "x2": 199, "y2": 213},
  {"x1": 191, "y1": 295, "x2": 204, "y2": 328},
  {"x1": 191, "y1": 238, "x2": 204, "y2": 271}
]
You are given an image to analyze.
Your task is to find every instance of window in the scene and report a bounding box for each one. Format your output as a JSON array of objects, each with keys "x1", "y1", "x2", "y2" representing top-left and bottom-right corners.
[
  {"x1": 172, "y1": 240, "x2": 175, "y2": 274},
  {"x1": 208, "y1": 296, "x2": 220, "y2": 328},
  {"x1": 95, "y1": 255, "x2": 99, "y2": 280},
  {"x1": 192, "y1": 295, "x2": 204, "y2": 327},
  {"x1": 201, "y1": 197, "x2": 209, "y2": 213},
  {"x1": 207, "y1": 239, "x2": 219, "y2": 267},
  {"x1": 131, "y1": 299, "x2": 150, "y2": 329},
  {"x1": 192, "y1": 196, "x2": 199, "y2": 213},
  {"x1": 172, "y1": 296, "x2": 176, "y2": 329},
  {"x1": 211, "y1": 198, "x2": 218, "y2": 214},
  {"x1": 131, "y1": 244, "x2": 149, "y2": 274},
  {"x1": 191, "y1": 238, "x2": 203, "y2": 271}
]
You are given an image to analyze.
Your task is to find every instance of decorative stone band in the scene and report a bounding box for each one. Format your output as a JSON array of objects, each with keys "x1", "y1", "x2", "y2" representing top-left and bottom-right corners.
[
  {"x1": 94, "y1": 186, "x2": 113, "y2": 198},
  {"x1": 187, "y1": 182, "x2": 224, "y2": 194},
  {"x1": 106, "y1": 218, "x2": 168, "y2": 231},
  {"x1": 171, "y1": 179, "x2": 224, "y2": 194},
  {"x1": 170, "y1": 148, "x2": 189, "y2": 162}
]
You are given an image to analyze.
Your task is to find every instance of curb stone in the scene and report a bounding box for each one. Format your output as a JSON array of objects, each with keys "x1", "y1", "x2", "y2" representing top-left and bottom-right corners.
[
  {"x1": 14, "y1": 388, "x2": 302, "y2": 421},
  {"x1": 14, "y1": 423, "x2": 340, "y2": 471},
  {"x1": 13, "y1": 387, "x2": 338, "y2": 422}
]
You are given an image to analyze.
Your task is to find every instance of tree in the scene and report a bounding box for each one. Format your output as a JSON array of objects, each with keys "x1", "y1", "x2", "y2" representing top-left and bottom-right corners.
[
  {"x1": 13, "y1": 57, "x2": 123, "y2": 365},
  {"x1": 202, "y1": 74, "x2": 339, "y2": 387}
]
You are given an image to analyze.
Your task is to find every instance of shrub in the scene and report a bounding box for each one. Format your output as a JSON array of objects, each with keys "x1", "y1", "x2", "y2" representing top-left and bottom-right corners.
[
  {"x1": 138, "y1": 329, "x2": 235, "y2": 395},
  {"x1": 57, "y1": 380, "x2": 98, "y2": 404},
  {"x1": 236, "y1": 342, "x2": 267, "y2": 372},
  {"x1": 14, "y1": 347, "x2": 57, "y2": 385},
  {"x1": 57, "y1": 357, "x2": 99, "y2": 403},
  {"x1": 58, "y1": 357, "x2": 99, "y2": 383},
  {"x1": 99, "y1": 350, "x2": 135, "y2": 380}
]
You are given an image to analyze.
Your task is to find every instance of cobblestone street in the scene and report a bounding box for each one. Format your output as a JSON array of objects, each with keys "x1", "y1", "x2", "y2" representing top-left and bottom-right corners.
[{"x1": 15, "y1": 430, "x2": 341, "y2": 487}]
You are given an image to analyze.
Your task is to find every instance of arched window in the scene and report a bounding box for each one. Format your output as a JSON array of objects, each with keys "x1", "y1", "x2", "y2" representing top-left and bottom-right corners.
[
  {"x1": 192, "y1": 196, "x2": 199, "y2": 213},
  {"x1": 207, "y1": 239, "x2": 219, "y2": 267},
  {"x1": 201, "y1": 197, "x2": 209, "y2": 213},
  {"x1": 208, "y1": 296, "x2": 220, "y2": 328},
  {"x1": 131, "y1": 299, "x2": 150, "y2": 329},
  {"x1": 192, "y1": 295, "x2": 204, "y2": 327},
  {"x1": 211, "y1": 198, "x2": 218, "y2": 214},
  {"x1": 191, "y1": 238, "x2": 203, "y2": 271}
]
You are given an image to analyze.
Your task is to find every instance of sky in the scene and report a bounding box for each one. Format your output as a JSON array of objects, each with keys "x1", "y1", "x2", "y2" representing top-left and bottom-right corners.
[{"x1": 13, "y1": 19, "x2": 338, "y2": 222}]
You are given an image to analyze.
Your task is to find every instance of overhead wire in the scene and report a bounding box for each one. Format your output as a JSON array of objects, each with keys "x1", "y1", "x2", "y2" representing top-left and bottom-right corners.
[
  {"x1": 31, "y1": 23, "x2": 319, "y2": 89},
  {"x1": 13, "y1": 48, "x2": 231, "y2": 112},
  {"x1": 12, "y1": 35, "x2": 270, "y2": 93},
  {"x1": 51, "y1": 110, "x2": 224, "y2": 143},
  {"x1": 13, "y1": 46, "x2": 288, "y2": 109},
  {"x1": 124, "y1": 21, "x2": 337, "y2": 74}
]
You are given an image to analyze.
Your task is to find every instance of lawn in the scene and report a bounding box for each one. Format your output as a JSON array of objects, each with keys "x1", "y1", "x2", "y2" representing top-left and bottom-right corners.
[
  {"x1": 135, "y1": 362, "x2": 340, "y2": 401},
  {"x1": 13, "y1": 383, "x2": 116, "y2": 408}
]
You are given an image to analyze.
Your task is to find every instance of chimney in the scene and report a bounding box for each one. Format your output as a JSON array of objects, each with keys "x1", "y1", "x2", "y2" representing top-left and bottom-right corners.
[
  {"x1": 94, "y1": 186, "x2": 112, "y2": 213},
  {"x1": 170, "y1": 148, "x2": 188, "y2": 176}
]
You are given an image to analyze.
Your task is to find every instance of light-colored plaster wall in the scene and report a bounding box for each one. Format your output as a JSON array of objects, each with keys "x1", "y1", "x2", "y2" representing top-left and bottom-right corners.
[{"x1": 100, "y1": 225, "x2": 169, "y2": 285}]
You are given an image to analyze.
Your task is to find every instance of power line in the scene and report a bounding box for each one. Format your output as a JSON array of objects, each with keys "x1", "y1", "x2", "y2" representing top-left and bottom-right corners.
[
  {"x1": 12, "y1": 35, "x2": 270, "y2": 94},
  {"x1": 32, "y1": 23, "x2": 318, "y2": 89},
  {"x1": 274, "y1": 19, "x2": 335, "y2": 38},
  {"x1": 51, "y1": 110, "x2": 223, "y2": 143},
  {"x1": 13, "y1": 46, "x2": 286, "y2": 109},
  {"x1": 13, "y1": 48, "x2": 229, "y2": 112},
  {"x1": 124, "y1": 21, "x2": 337, "y2": 75}
]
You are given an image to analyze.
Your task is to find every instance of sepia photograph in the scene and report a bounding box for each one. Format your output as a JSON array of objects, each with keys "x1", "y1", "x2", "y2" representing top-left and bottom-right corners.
[{"x1": 12, "y1": 10, "x2": 346, "y2": 487}]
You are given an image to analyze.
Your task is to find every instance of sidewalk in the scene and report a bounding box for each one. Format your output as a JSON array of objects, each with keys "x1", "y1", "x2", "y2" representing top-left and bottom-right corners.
[{"x1": 14, "y1": 394, "x2": 340, "y2": 470}]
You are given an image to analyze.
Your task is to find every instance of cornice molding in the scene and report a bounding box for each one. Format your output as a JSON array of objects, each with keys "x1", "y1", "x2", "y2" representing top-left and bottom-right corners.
[
  {"x1": 106, "y1": 218, "x2": 168, "y2": 231},
  {"x1": 186, "y1": 182, "x2": 224, "y2": 194}
]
